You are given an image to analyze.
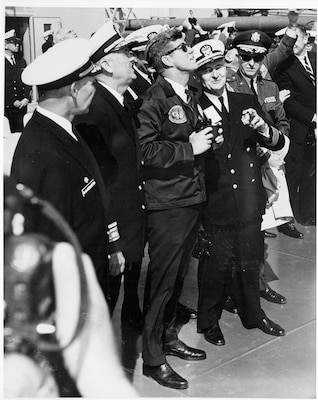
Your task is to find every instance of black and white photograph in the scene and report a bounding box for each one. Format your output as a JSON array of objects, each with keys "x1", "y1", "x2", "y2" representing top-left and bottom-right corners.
[{"x1": 2, "y1": 1, "x2": 316, "y2": 398}]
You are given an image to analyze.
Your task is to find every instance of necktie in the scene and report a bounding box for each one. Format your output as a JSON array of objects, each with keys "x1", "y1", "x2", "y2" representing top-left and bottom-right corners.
[
  {"x1": 303, "y1": 56, "x2": 315, "y2": 87},
  {"x1": 250, "y1": 78, "x2": 257, "y2": 96},
  {"x1": 11, "y1": 55, "x2": 16, "y2": 65},
  {"x1": 185, "y1": 88, "x2": 192, "y2": 104},
  {"x1": 218, "y1": 95, "x2": 228, "y2": 118}
]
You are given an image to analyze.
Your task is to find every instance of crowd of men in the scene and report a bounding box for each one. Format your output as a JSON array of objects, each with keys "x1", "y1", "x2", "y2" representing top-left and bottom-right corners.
[{"x1": 5, "y1": 8, "x2": 316, "y2": 395}]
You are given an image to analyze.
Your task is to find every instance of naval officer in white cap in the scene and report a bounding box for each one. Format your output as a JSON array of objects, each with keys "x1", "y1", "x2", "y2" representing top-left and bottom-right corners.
[
  {"x1": 10, "y1": 38, "x2": 123, "y2": 304},
  {"x1": 75, "y1": 21, "x2": 146, "y2": 322},
  {"x1": 124, "y1": 24, "x2": 167, "y2": 104},
  {"x1": 192, "y1": 39, "x2": 286, "y2": 345}
]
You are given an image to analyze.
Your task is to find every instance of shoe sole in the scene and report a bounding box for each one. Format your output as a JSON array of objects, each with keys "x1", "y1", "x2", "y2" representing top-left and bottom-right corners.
[
  {"x1": 164, "y1": 350, "x2": 206, "y2": 360},
  {"x1": 143, "y1": 369, "x2": 189, "y2": 390}
]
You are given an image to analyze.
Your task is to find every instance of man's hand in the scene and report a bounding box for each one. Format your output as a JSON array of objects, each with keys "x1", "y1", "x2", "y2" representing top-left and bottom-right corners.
[
  {"x1": 13, "y1": 98, "x2": 29, "y2": 109},
  {"x1": 288, "y1": 9, "x2": 300, "y2": 27},
  {"x1": 189, "y1": 127, "x2": 213, "y2": 155},
  {"x1": 108, "y1": 250, "x2": 125, "y2": 276},
  {"x1": 279, "y1": 89, "x2": 291, "y2": 104},
  {"x1": 19, "y1": 98, "x2": 29, "y2": 108},
  {"x1": 241, "y1": 108, "x2": 269, "y2": 136}
]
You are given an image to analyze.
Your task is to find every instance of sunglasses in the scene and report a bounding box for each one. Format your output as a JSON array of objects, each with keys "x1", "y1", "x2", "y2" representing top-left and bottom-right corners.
[
  {"x1": 6, "y1": 39, "x2": 20, "y2": 45},
  {"x1": 165, "y1": 42, "x2": 189, "y2": 56},
  {"x1": 240, "y1": 54, "x2": 265, "y2": 63}
]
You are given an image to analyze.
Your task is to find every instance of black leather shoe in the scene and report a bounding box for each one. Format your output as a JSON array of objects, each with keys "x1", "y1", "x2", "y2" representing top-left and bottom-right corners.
[
  {"x1": 260, "y1": 286, "x2": 287, "y2": 304},
  {"x1": 121, "y1": 310, "x2": 144, "y2": 331},
  {"x1": 203, "y1": 323, "x2": 225, "y2": 346},
  {"x1": 223, "y1": 296, "x2": 238, "y2": 314},
  {"x1": 264, "y1": 230, "x2": 277, "y2": 238},
  {"x1": 164, "y1": 339, "x2": 206, "y2": 360},
  {"x1": 277, "y1": 222, "x2": 303, "y2": 239},
  {"x1": 177, "y1": 302, "x2": 197, "y2": 319},
  {"x1": 257, "y1": 317, "x2": 285, "y2": 336},
  {"x1": 143, "y1": 362, "x2": 188, "y2": 390}
]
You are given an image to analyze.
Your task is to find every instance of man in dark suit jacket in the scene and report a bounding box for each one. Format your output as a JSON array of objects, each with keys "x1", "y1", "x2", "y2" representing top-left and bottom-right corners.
[
  {"x1": 276, "y1": 25, "x2": 316, "y2": 225},
  {"x1": 192, "y1": 38, "x2": 286, "y2": 346},
  {"x1": 4, "y1": 29, "x2": 29, "y2": 132},
  {"x1": 10, "y1": 37, "x2": 124, "y2": 303},
  {"x1": 75, "y1": 21, "x2": 146, "y2": 324}
]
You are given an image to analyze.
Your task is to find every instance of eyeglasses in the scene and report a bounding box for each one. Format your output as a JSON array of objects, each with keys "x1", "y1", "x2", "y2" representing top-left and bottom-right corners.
[
  {"x1": 165, "y1": 42, "x2": 189, "y2": 56},
  {"x1": 240, "y1": 54, "x2": 265, "y2": 63}
]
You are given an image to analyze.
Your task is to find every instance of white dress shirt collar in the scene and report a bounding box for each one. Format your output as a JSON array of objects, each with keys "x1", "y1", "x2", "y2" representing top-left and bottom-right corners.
[
  {"x1": 97, "y1": 81, "x2": 124, "y2": 106},
  {"x1": 164, "y1": 77, "x2": 188, "y2": 103},
  {"x1": 204, "y1": 88, "x2": 229, "y2": 112},
  {"x1": 36, "y1": 106, "x2": 78, "y2": 141},
  {"x1": 5, "y1": 53, "x2": 15, "y2": 65}
]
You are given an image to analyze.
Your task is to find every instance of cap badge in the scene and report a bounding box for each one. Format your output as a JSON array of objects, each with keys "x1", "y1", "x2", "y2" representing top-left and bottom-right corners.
[
  {"x1": 200, "y1": 44, "x2": 213, "y2": 57},
  {"x1": 147, "y1": 32, "x2": 158, "y2": 40},
  {"x1": 251, "y1": 32, "x2": 261, "y2": 42}
]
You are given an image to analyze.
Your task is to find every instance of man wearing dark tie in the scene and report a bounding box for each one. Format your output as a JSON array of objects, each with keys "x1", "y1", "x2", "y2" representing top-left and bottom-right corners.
[
  {"x1": 192, "y1": 38, "x2": 286, "y2": 346},
  {"x1": 4, "y1": 29, "x2": 29, "y2": 132},
  {"x1": 276, "y1": 25, "x2": 316, "y2": 226},
  {"x1": 75, "y1": 21, "x2": 147, "y2": 324}
]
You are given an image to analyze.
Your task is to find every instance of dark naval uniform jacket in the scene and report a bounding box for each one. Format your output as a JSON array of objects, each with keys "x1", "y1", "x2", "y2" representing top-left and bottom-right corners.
[
  {"x1": 199, "y1": 90, "x2": 285, "y2": 226},
  {"x1": 5, "y1": 56, "x2": 29, "y2": 132},
  {"x1": 75, "y1": 82, "x2": 146, "y2": 262},
  {"x1": 10, "y1": 110, "x2": 115, "y2": 294}
]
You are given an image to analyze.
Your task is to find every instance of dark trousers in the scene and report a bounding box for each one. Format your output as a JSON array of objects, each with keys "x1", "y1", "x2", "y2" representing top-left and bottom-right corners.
[
  {"x1": 109, "y1": 259, "x2": 143, "y2": 316},
  {"x1": 142, "y1": 205, "x2": 201, "y2": 366},
  {"x1": 197, "y1": 219, "x2": 266, "y2": 332},
  {"x1": 285, "y1": 141, "x2": 316, "y2": 222}
]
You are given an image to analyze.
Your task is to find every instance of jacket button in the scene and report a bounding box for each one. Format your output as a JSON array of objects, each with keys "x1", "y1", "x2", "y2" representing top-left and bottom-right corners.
[
  {"x1": 227, "y1": 154, "x2": 232, "y2": 159},
  {"x1": 233, "y1": 183, "x2": 238, "y2": 189},
  {"x1": 251, "y1": 178, "x2": 256, "y2": 182},
  {"x1": 138, "y1": 185, "x2": 142, "y2": 190},
  {"x1": 246, "y1": 147, "x2": 251, "y2": 152},
  {"x1": 250, "y1": 162, "x2": 254, "y2": 167},
  {"x1": 141, "y1": 205, "x2": 146, "y2": 210},
  {"x1": 230, "y1": 169, "x2": 235, "y2": 174}
]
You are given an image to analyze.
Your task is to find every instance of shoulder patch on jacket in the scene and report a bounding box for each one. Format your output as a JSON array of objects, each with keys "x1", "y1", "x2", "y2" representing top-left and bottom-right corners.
[{"x1": 168, "y1": 105, "x2": 187, "y2": 124}]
